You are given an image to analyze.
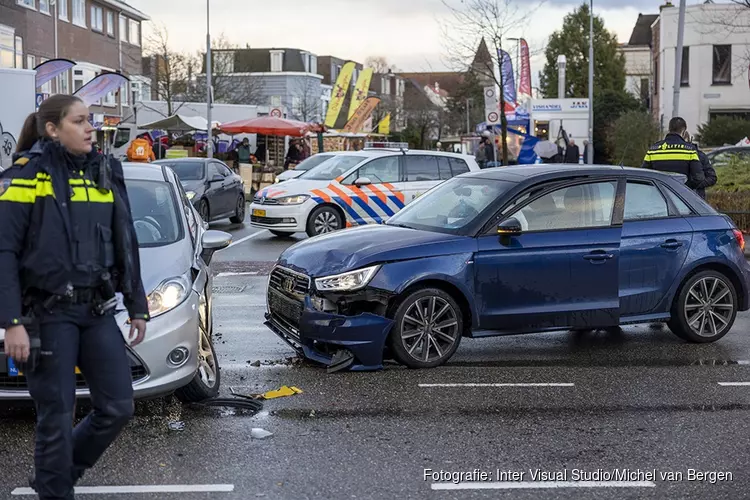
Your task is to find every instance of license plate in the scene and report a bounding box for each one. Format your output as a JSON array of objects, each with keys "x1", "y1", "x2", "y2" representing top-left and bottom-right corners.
[
  {"x1": 5, "y1": 356, "x2": 81, "y2": 377},
  {"x1": 252, "y1": 209, "x2": 266, "y2": 217}
]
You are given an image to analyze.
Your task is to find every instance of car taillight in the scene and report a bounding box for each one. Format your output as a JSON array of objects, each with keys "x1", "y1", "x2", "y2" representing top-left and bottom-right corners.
[{"x1": 733, "y1": 229, "x2": 745, "y2": 252}]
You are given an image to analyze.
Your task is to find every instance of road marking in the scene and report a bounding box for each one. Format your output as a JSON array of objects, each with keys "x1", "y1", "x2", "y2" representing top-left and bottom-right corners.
[
  {"x1": 718, "y1": 382, "x2": 750, "y2": 386},
  {"x1": 227, "y1": 230, "x2": 268, "y2": 249},
  {"x1": 431, "y1": 481, "x2": 655, "y2": 490},
  {"x1": 12, "y1": 484, "x2": 234, "y2": 495},
  {"x1": 419, "y1": 383, "x2": 574, "y2": 388},
  {"x1": 216, "y1": 271, "x2": 259, "y2": 277}
]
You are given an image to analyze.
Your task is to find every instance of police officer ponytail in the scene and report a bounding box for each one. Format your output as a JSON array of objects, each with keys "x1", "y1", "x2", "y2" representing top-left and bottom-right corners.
[{"x1": 16, "y1": 94, "x2": 84, "y2": 153}]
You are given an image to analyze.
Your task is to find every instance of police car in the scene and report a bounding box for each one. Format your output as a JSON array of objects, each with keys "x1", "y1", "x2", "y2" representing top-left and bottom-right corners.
[{"x1": 249, "y1": 144, "x2": 481, "y2": 237}]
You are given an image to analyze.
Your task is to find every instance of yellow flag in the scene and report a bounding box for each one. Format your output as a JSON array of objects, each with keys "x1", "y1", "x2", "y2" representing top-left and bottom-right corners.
[
  {"x1": 348, "y1": 68, "x2": 373, "y2": 120},
  {"x1": 377, "y1": 113, "x2": 391, "y2": 135},
  {"x1": 342, "y1": 97, "x2": 381, "y2": 133},
  {"x1": 325, "y1": 62, "x2": 355, "y2": 128}
]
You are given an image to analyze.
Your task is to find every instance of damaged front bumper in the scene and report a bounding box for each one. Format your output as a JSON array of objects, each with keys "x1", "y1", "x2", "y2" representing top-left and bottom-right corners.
[{"x1": 264, "y1": 295, "x2": 394, "y2": 372}]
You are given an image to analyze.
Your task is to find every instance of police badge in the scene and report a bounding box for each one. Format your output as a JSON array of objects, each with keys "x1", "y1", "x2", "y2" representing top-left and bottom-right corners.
[{"x1": 0, "y1": 178, "x2": 10, "y2": 197}]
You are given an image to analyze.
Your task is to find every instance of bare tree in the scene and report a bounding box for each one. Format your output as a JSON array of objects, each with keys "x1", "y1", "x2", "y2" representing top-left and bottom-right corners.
[
  {"x1": 143, "y1": 24, "x2": 190, "y2": 116},
  {"x1": 290, "y1": 78, "x2": 323, "y2": 122},
  {"x1": 441, "y1": 0, "x2": 545, "y2": 165},
  {"x1": 365, "y1": 56, "x2": 400, "y2": 74},
  {"x1": 694, "y1": 2, "x2": 750, "y2": 72}
]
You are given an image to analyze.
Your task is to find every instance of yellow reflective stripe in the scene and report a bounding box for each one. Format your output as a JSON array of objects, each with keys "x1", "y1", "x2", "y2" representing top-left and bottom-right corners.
[
  {"x1": 0, "y1": 185, "x2": 38, "y2": 203},
  {"x1": 645, "y1": 150, "x2": 699, "y2": 162},
  {"x1": 11, "y1": 178, "x2": 39, "y2": 186},
  {"x1": 70, "y1": 186, "x2": 113, "y2": 203}
]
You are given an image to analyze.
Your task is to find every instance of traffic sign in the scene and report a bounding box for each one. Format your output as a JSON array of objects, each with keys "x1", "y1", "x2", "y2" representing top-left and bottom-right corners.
[
  {"x1": 486, "y1": 111, "x2": 499, "y2": 124},
  {"x1": 270, "y1": 107, "x2": 283, "y2": 118}
]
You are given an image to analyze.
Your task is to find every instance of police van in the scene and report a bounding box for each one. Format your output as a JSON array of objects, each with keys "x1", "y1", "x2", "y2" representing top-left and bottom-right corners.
[{"x1": 249, "y1": 143, "x2": 481, "y2": 237}]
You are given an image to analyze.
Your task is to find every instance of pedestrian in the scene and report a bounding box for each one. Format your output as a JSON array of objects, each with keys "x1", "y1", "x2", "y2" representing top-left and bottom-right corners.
[
  {"x1": 642, "y1": 117, "x2": 705, "y2": 192},
  {"x1": 582, "y1": 140, "x2": 591, "y2": 164},
  {"x1": 682, "y1": 129, "x2": 717, "y2": 199},
  {"x1": 126, "y1": 133, "x2": 155, "y2": 163},
  {"x1": 565, "y1": 139, "x2": 580, "y2": 164},
  {"x1": 0, "y1": 94, "x2": 149, "y2": 500},
  {"x1": 475, "y1": 137, "x2": 488, "y2": 168}
]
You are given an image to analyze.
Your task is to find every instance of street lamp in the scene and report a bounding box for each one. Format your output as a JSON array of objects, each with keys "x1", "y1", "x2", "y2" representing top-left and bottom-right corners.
[
  {"x1": 587, "y1": 0, "x2": 594, "y2": 164},
  {"x1": 206, "y1": 0, "x2": 213, "y2": 158}
]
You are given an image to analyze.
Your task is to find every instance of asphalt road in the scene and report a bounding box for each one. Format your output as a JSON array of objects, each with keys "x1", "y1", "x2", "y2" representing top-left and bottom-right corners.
[{"x1": 2, "y1": 214, "x2": 750, "y2": 499}]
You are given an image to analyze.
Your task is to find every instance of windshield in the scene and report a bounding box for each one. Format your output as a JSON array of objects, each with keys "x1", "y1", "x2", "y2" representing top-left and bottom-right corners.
[
  {"x1": 292, "y1": 153, "x2": 336, "y2": 172},
  {"x1": 386, "y1": 177, "x2": 515, "y2": 234},
  {"x1": 160, "y1": 161, "x2": 205, "y2": 181},
  {"x1": 125, "y1": 179, "x2": 183, "y2": 247},
  {"x1": 298, "y1": 155, "x2": 364, "y2": 180}
]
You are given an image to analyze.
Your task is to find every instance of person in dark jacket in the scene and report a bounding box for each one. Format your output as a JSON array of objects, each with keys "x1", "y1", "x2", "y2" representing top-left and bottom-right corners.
[
  {"x1": 681, "y1": 130, "x2": 717, "y2": 199},
  {"x1": 565, "y1": 139, "x2": 580, "y2": 164},
  {"x1": 0, "y1": 95, "x2": 148, "y2": 500},
  {"x1": 642, "y1": 117, "x2": 705, "y2": 191}
]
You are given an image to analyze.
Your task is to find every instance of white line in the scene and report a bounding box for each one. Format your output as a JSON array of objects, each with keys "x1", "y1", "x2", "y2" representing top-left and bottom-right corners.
[
  {"x1": 431, "y1": 481, "x2": 655, "y2": 490},
  {"x1": 419, "y1": 383, "x2": 574, "y2": 388},
  {"x1": 718, "y1": 382, "x2": 750, "y2": 386},
  {"x1": 227, "y1": 230, "x2": 267, "y2": 249},
  {"x1": 12, "y1": 484, "x2": 234, "y2": 495},
  {"x1": 216, "y1": 272, "x2": 259, "y2": 277}
]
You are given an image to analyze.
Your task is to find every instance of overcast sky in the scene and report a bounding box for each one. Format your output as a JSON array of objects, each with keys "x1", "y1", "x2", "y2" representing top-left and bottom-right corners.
[{"x1": 125, "y1": 0, "x2": 707, "y2": 79}]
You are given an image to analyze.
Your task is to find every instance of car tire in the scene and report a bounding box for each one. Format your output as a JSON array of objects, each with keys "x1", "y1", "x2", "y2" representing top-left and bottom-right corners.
[
  {"x1": 306, "y1": 205, "x2": 344, "y2": 237},
  {"x1": 175, "y1": 302, "x2": 221, "y2": 403},
  {"x1": 198, "y1": 199, "x2": 210, "y2": 223},
  {"x1": 667, "y1": 270, "x2": 738, "y2": 343},
  {"x1": 270, "y1": 230, "x2": 294, "y2": 238},
  {"x1": 229, "y1": 195, "x2": 245, "y2": 224},
  {"x1": 388, "y1": 288, "x2": 463, "y2": 369}
]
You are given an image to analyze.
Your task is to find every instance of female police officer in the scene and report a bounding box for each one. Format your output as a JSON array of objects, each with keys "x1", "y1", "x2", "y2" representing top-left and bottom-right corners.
[{"x1": 0, "y1": 94, "x2": 149, "y2": 499}]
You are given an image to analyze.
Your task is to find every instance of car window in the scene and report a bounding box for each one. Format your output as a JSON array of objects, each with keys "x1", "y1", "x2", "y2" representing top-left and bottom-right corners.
[
  {"x1": 405, "y1": 155, "x2": 440, "y2": 182},
  {"x1": 449, "y1": 158, "x2": 470, "y2": 176},
  {"x1": 216, "y1": 163, "x2": 232, "y2": 177},
  {"x1": 663, "y1": 187, "x2": 693, "y2": 215},
  {"x1": 125, "y1": 179, "x2": 182, "y2": 247},
  {"x1": 292, "y1": 153, "x2": 335, "y2": 171},
  {"x1": 161, "y1": 161, "x2": 205, "y2": 181},
  {"x1": 207, "y1": 163, "x2": 220, "y2": 179},
  {"x1": 510, "y1": 181, "x2": 617, "y2": 232},
  {"x1": 624, "y1": 181, "x2": 669, "y2": 220},
  {"x1": 299, "y1": 155, "x2": 364, "y2": 181},
  {"x1": 175, "y1": 181, "x2": 198, "y2": 245},
  {"x1": 437, "y1": 157, "x2": 452, "y2": 180},
  {"x1": 346, "y1": 156, "x2": 400, "y2": 184}
]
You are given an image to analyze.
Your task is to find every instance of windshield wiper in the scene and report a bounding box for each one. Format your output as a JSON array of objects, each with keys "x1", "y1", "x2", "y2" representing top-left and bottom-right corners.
[{"x1": 387, "y1": 223, "x2": 412, "y2": 229}]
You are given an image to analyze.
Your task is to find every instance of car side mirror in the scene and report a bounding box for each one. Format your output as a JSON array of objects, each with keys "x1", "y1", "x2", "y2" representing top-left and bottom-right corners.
[
  {"x1": 200, "y1": 230, "x2": 232, "y2": 265},
  {"x1": 354, "y1": 177, "x2": 372, "y2": 186},
  {"x1": 209, "y1": 174, "x2": 223, "y2": 183},
  {"x1": 497, "y1": 217, "x2": 522, "y2": 236}
]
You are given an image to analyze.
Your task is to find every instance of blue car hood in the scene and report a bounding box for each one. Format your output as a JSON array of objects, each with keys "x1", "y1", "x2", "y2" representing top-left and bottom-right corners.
[{"x1": 278, "y1": 224, "x2": 475, "y2": 277}]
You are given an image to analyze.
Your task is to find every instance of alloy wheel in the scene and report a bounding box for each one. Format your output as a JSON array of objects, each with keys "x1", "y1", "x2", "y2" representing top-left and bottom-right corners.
[
  {"x1": 197, "y1": 326, "x2": 218, "y2": 388},
  {"x1": 236, "y1": 197, "x2": 245, "y2": 220},
  {"x1": 400, "y1": 296, "x2": 459, "y2": 363},
  {"x1": 199, "y1": 201, "x2": 209, "y2": 222},
  {"x1": 314, "y1": 211, "x2": 340, "y2": 234},
  {"x1": 684, "y1": 276, "x2": 735, "y2": 338}
]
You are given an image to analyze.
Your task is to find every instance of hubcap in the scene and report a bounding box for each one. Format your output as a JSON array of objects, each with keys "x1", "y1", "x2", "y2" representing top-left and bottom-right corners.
[
  {"x1": 200, "y1": 203, "x2": 209, "y2": 221},
  {"x1": 314, "y1": 211, "x2": 340, "y2": 234},
  {"x1": 197, "y1": 327, "x2": 217, "y2": 388},
  {"x1": 684, "y1": 277, "x2": 734, "y2": 337},
  {"x1": 401, "y1": 296, "x2": 459, "y2": 362}
]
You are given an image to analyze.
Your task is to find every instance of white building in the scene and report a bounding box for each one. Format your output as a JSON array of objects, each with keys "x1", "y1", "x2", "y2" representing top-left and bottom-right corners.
[
  {"x1": 618, "y1": 13, "x2": 658, "y2": 108},
  {"x1": 652, "y1": 2, "x2": 750, "y2": 133}
]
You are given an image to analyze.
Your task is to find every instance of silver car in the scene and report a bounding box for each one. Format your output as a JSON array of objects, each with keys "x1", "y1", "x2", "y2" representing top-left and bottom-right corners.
[{"x1": 0, "y1": 163, "x2": 231, "y2": 402}]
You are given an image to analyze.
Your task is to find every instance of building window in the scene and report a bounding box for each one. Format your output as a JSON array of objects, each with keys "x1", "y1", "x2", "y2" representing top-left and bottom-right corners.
[
  {"x1": 14, "y1": 36, "x2": 23, "y2": 69},
  {"x1": 40, "y1": 0, "x2": 50, "y2": 14},
  {"x1": 310, "y1": 55, "x2": 317, "y2": 75},
  {"x1": 72, "y1": 0, "x2": 86, "y2": 26},
  {"x1": 680, "y1": 46, "x2": 689, "y2": 86},
  {"x1": 74, "y1": 69, "x2": 84, "y2": 92},
  {"x1": 270, "y1": 95, "x2": 281, "y2": 107},
  {"x1": 103, "y1": 90, "x2": 116, "y2": 106},
  {"x1": 26, "y1": 54, "x2": 35, "y2": 70},
  {"x1": 17, "y1": 0, "x2": 35, "y2": 9},
  {"x1": 91, "y1": 5, "x2": 104, "y2": 32},
  {"x1": 129, "y1": 19, "x2": 139, "y2": 46},
  {"x1": 57, "y1": 70, "x2": 69, "y2": 95},
  {"x1": 106, "y1": 11, "x2": 114, "y2": 36},
  {"x1": 270, "y1": 51, "x2": 284, "y2": 72},
  {"x1": 640, "y1": 78, "x2": 649, "y2": 107},
  {"x1": 712, "y1": 45, "x2": 731, "y2": 84},
  {"x1": 58, "y1": 0, "x2": 68, "y2": 21},
  {"x1": 120, "y1": 81, "x2": 129, "y2": 105},
  {"x1": 292, "y1": 96, "x2": 302, "y2": 116},
  {"x1": 119, "y1": 15, "x2": 128, "y2": 42}
]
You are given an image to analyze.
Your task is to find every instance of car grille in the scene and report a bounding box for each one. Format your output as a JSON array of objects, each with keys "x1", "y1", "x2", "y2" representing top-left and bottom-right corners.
[
  {"x1": 0, "y1": 347, "x2": 148, "y2": 391},
  {"x1": 267, "y1": 266, "x2": 309, "y2": 331},
  {"x1": 269, "y1": 266, "x2": 310, "y2": 297},
  {"x1": 253, "y1": 197, "x2": 280, "y2": 205},
  {"x1": 251, "y1": 215, "x2": 289, "y2": 225}
]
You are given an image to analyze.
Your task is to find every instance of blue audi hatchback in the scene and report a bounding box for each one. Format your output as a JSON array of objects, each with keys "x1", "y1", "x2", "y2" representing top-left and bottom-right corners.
[{"x1": 264, "y1": 165, "x2": 750, "y2": 371}]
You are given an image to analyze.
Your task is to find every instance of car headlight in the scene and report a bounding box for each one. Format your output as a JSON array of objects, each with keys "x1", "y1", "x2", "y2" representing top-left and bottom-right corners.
[
  {"x1": 274, "y1": 178, "x2": 281, "y2": 184},
  {"x1": 276, "y1": 195, "x2": 309, "y2": 205},
  {"x1": 185, "y1": 191, "x2": 196, "y2": 200},
  {"x1": 147, "y1": 275, "x2": 191, "y2": 318},
  {"x1": 314, "y1": 265, "x2": 380, "y2": 292}
]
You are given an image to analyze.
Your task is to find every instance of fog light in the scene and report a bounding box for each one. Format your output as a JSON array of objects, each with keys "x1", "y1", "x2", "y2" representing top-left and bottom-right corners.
[
  {"x1": 281, "y1": 217, "x2": 297, "y2": 223},
  {"x1": 167, "y1": 347, "x2": 189, "y2": 367}
]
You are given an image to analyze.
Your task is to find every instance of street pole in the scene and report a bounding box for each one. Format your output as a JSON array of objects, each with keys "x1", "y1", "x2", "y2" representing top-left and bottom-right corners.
[
  {"x1": 53, "y1": 0, "x2": 58, "y2": 58},
  {"x1": 587, "y1": 0, "x2": 594, "y2": 165},
  {"x1": 672, "y1": 0, "x2": 687, "y2": 118},
  {"x1": 465, "y1": 97, "x2": 470, "y2": 135},
  {"x1": 206, "y1": 0, "x2": 213, "y2": 159}
]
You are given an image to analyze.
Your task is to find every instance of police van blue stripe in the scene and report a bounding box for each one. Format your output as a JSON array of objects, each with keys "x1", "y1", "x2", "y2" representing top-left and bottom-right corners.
[
  {"x1": 352, "y1": 196, "x2": 383, "y2": 223},
  {"x1": 388, "y1": 195, "x2": 405, "y2": 209},
  {"x1": 370, "y1": 196, "x2": 395, "y2": 217},
  {"x1": 332, "y1": 196, "x2": 366, "y2": 225}
]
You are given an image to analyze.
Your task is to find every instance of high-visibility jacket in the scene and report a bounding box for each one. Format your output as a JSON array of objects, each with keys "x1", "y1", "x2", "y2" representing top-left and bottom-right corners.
[
  {"x1": 641, "y1": 133, "x2": 705, "y2": 189},
  {"x1": 127, "y1": 138, "x2": 155, "y2": 162}
]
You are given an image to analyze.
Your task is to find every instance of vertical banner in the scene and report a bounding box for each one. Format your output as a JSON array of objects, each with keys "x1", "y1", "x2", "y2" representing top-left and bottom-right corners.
[
  {"x1": 33, "y1": 58, "x2": 76, "y2": 89},
  {"x1": 325, "y1": 61, "x2": 355, "y2": 128},
  {"x1": 348, "y1": 68, "x2": 373, "y2": 119},
  {"x1": 342, "y1": 96, "x2": 381, "y2": 132},
  {"x1": 498, "y1": 50, "x2": 517, "y2": 107},
  {"x1": 377, "y1": 113, "x2": 391, "y2": 135},
  {"x1": 74, "y1": 72, "x2": 130, "y2": 107},
  {"x1": 519, "y1": 39, "x2": 532, "y2": 97}
]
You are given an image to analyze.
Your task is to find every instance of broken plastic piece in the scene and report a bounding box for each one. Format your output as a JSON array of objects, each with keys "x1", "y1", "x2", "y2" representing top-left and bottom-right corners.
[
  {"x1": 260, "y1": 385, "x2": 303, "y2": 399},
  {"x1": 168, "y1": 421, "x2": 185, "y2": 431},
  {"x1": 327, "y1": 349, "x2": 355, "y2": 373},
  {"x1": 251, "y1": 428, "x2": 274, "y2": 439}
]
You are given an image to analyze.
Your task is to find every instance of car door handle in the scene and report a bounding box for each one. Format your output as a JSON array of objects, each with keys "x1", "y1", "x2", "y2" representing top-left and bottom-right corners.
[
  {"x1": 661, "y1": 239, "x2": 683, "y2": 249},
  {"x1": 583, "y1": 251, "x2": 614, "y2": 261}
]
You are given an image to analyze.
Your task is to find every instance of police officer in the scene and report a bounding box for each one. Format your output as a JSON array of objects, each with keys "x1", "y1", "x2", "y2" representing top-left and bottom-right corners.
[
  {"x1": 642, "y1": 117, "x2": 705, "y2": 190},
  {"x1": 683, "y1": 129, "x2": 717, "y2": 200},
  {"x1": 0, "y1": 95, "x2": 149, "y2": 500}
]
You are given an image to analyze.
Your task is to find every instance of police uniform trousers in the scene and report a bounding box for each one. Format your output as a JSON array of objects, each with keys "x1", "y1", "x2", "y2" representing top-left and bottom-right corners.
[{"x1": 25, "y1": 301, "x2": 134, "y2": 500}]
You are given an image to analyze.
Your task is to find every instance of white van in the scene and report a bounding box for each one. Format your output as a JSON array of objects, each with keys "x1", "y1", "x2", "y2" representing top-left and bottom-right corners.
[{"x1": 249, "y1": 147, "x2": 481, "y2": 237}]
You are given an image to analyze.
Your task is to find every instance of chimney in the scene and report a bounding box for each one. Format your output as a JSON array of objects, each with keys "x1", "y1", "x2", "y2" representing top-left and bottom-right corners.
[{"x1": 660, "y1": 1, "x2": 674, "y2": 11}]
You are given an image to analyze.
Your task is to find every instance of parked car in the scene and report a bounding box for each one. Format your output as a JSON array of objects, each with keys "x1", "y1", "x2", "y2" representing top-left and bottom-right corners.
[
  {"x1": 0, "y1": 163, "x2": 232, "y2": 401},
  {"x1": 706, "y1": 146, "x2": 750, "y2": 168},
  {"x1": 265, "y1": 164, "x2": 750, "y2": 371},
  {"x1": 249, "y1": 147, "x2": 481, "y2": 238},
  {"x1": 274, "y1": 152, "x2": 344, "y2": 184},
  {"x1": 153, "y1": 158, "x2": 246, "y2": 224}
]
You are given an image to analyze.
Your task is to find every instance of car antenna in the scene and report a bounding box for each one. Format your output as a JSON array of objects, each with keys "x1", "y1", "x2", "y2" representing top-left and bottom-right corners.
[{"x1": 618, "y1": 137, "x2": 632, "y2": 169}]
